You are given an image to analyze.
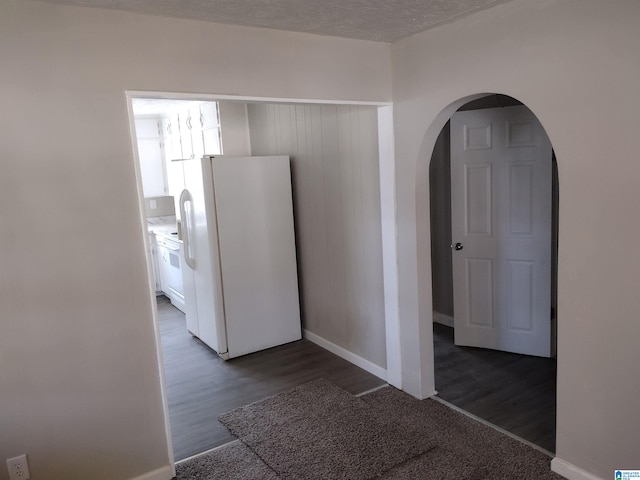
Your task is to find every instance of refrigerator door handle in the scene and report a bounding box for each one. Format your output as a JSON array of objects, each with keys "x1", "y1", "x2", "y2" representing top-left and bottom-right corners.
[{"x1": 179, "y1": 189, "x2": 196, "y2": 270}]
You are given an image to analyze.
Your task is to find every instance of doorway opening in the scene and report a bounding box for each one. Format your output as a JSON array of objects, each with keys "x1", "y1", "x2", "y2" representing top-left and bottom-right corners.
[
  {"x1": 429, "y1": 94, "x2": 558, "y2": 452},
  {"x1": 127, "y1": 92, "x2": 394, "y2": 463}
]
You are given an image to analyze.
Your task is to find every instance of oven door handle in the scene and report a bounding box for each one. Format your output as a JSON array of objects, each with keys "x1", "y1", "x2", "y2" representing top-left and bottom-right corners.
[{"x1": 179, "y1": 189, "x2": 196, "y2": 270}]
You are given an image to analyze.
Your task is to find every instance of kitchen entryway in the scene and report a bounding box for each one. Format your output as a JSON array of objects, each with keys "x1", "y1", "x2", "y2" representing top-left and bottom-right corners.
[
  {"x1": 132, "y1": 94, "x2": 392, "y2": 462},
  {"x1": 157, "y1": 296, "x2": 386, "y2": 461}
]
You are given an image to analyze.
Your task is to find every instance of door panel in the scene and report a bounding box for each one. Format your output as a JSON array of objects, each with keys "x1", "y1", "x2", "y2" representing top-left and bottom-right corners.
[
  {"x1": 451, "y1": 105, "x2": 552, "y2": 357},
  {"x1": 465, "y1": 163, "x2": 492, "y2": 236},
  {"x1": 466, "y1": 258, "x2": 494, "y2": 328},
  {"x1": 508, "y1": 164, "x2": 533, "y2": 235},
  {"x1": 506, "y1": 260, "x2": 534, "y2": 331}
]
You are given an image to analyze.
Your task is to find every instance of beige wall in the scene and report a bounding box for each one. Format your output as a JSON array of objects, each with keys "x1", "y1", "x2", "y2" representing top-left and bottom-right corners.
[
  {"x1": 0, "y1": 1, "x2": 390, "y2": 479},
  {"x1": 4, "y1": 0, "x2": 639, "y2": 478},
  {"x1": 391, "y1": 0, "x2": 640, "y2": 478},
  {"x1": 248, "y1": 103, "x2": 386, "y2": 368}
]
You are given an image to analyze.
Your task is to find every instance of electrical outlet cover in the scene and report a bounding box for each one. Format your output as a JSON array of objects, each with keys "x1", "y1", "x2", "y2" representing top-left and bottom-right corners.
[{"x1": 7, "y1": 454, "x2": 30, "y2": 480}]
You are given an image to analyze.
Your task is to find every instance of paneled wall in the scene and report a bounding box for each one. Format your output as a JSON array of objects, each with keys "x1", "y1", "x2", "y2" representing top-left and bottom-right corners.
[{"x1": 247, "y1": 103, "x2": 386, "y2": 368}]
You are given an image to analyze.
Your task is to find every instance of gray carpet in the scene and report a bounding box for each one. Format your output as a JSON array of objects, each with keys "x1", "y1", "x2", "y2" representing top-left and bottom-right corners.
[
  {"x1": 218, "y1": 379, "x2": 432, "y2": 479},
  {"x1": 176, "y1": 441, "x2": 278, "y2": 480},
  {"x1": 175, "y1": 379, "x2": 565, "y2": 480},
  {"x1": 363, "y1": 387, "x2": 563, "y2": 480}
]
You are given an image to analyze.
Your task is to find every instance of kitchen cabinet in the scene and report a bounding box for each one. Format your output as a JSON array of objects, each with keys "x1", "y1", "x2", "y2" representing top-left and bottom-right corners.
[
  {"x1": 178, "y1": 111, "x2": 194, "y2": 161},
  {"x1": 162, "y1": 114, "x2": 185, "y2": 219},
  {"x1": 135, "y1": 117, "x2": 168, "y2": 197},
  {"x1": 162, "y1": 103, "x2": 221, "y2": 162},
  {"x1": 200, "y1": 103, "x2": 219, "y2": 129},
  {"x1": 201, "y1": 103, "x2": 223, "y2": 155},
  {"x1": 189, "y1": 105, "x2": 206, "y2": 159},
  {"x1": 162, "y1": 114, "x2": 183, "y2": 161},
  {"x1": 162, "y1": 103, "x2": 222, "y2": 218}
]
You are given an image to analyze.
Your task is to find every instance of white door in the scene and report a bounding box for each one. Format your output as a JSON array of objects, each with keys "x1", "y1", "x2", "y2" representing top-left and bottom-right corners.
[{"x1": 450, "y1": 105, "x2": 552, "y2": 357}]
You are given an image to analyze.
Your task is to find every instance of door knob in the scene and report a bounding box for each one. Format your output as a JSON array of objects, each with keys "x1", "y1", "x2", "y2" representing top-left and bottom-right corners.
[{"x1": 452, "y1": 243, "x2": 464, "y2": 251}]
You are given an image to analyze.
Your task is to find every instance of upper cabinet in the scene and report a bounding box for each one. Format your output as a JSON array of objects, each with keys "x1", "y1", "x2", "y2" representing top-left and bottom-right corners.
[
  {"x1": 200, "y1": 103, "x2": 219, "y2": 130},
  {"x1": 189, "y1": 104, "x2": 205, "y2": 159},
  {"x1": 134, "y1": 117, "x2": 168, "y2": 198},
  {"x1": 201, "y1": 103, "x2": 223, "y2": 155},
  {"x1": 162, "y1": 102, "x2": 222, "y2": 163},
  {"x1": 178, "y1": 110, "x2": 194, "y2": 161},
  {"x1": 159, "y1": 102, "x2": 223, "y2": 217},
  {"x1": 162, "y1": 114, "x2": 185, "y2": 207},
  {"x1": 133, "y1": 101, "x2": 226, "y2": 203},
  {"x1": 162, "y1": 113, "x2": 183, "y2": 161}
]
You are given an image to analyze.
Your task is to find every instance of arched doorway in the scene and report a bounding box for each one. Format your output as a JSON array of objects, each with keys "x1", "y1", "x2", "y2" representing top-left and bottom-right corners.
[{"x1": 427, "y1": 94, "x2": 558, "y2": 452}]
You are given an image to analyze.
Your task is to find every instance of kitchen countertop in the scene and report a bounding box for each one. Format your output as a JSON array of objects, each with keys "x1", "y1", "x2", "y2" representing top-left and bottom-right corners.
[
  {"x1": 147, "y1": 219, "x2": 181, "y2": 244},
  {"x1": 148, "y1": 223, "x2": 178, "y2": 235}
]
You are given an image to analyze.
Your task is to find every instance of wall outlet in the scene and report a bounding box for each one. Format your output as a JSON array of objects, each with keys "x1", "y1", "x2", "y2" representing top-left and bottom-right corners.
[{"x1": 6, "y1": 454, "x2": 30, "y2": 480}]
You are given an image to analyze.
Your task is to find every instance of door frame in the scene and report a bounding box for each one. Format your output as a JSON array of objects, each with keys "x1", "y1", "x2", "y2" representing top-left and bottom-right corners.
[
  {"x1": 428, "y1": 98, "x2": 558, "y2": 439},
  {"x1": 125, "y1": 90, "x2": 400, "y2": 467},
  {"x1": 414, "y1": 92, "x2": 559, "y2": 397}
]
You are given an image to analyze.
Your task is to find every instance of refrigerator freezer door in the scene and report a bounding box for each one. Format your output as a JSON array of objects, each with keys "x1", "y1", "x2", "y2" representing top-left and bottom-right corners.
[
  {"x1": 182, "y1": 156, "x2": 228, "y2": 355},
  {"x1": 179, "y1": 188, "x2": 199, "y2": 337},
  {"x1": 210, "y1": 155, "x2": 302, "y2": 358}
]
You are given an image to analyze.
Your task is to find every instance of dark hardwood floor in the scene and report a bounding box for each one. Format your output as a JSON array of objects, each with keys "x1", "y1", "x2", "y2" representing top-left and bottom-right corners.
[
  {"x1": 158, "y1": 296, "x2": 555, "y2": 460},
  {"x1": 157, "y1": 296, "x2": 386, "y2": 461},
  {"x1": 433, "y1": 322, "x2": 557, "y2": 453}
]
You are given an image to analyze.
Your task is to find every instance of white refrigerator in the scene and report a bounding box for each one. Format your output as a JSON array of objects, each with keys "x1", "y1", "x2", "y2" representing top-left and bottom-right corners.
[{"x1": 178, "y1": 155, "x2": 301, "y2": 359}]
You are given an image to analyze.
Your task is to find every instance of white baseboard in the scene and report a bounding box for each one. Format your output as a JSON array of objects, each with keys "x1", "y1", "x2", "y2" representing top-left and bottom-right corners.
[
  {"x1": 303, "y1": 329, "x2": 387, "y2": 382},
  {"x1": 551, "y1": 458, "x2": 604, "y2": 480},
  {"x1": 433, "y1": 311, "x2": 454, "y2": 328},
  {"x1": 129, "y1": 465, "x2": 174, "y2": 480}
]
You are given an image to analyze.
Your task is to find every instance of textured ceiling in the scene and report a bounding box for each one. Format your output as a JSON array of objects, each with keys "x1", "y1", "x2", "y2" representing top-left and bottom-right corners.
[{"x1": 34, "y1": 0, "x2": 514, "y2": 43}]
